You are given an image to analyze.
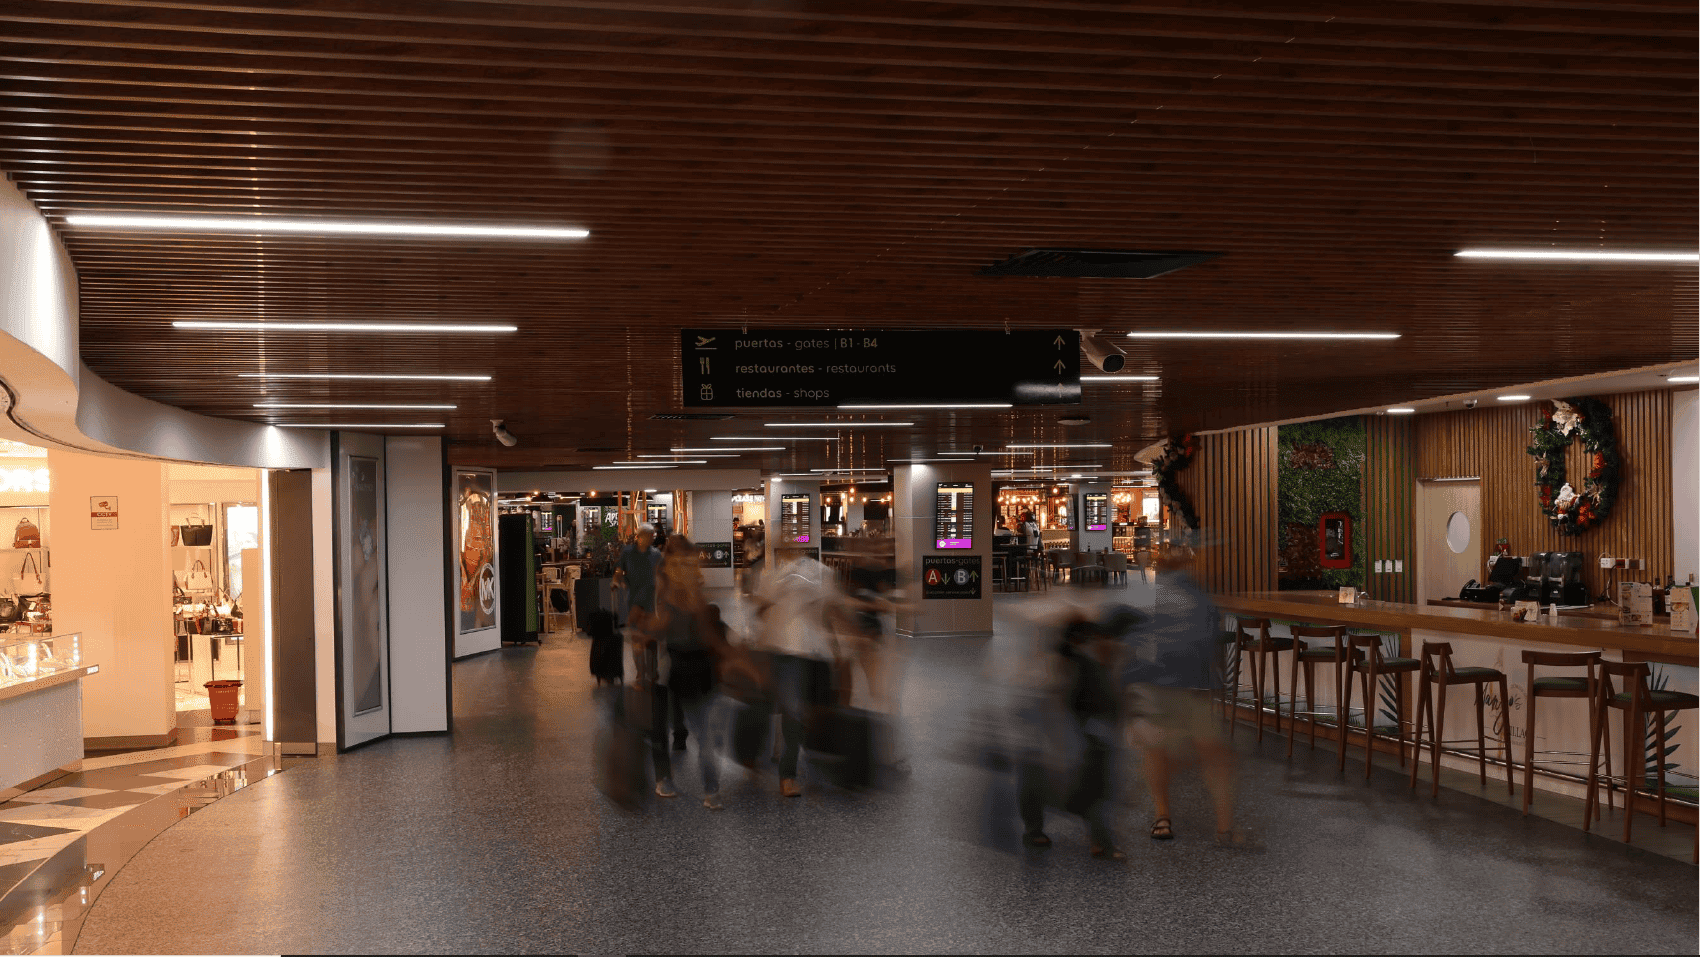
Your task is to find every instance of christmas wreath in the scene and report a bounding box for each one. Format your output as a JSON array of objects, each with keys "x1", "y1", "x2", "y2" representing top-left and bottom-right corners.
[
  {"x1": 1153, "y1": 433, "x2": 1200, "y2": 530},
  {"x1": 1526, "y1": 397, "x2": 1620, "y2": 536}
]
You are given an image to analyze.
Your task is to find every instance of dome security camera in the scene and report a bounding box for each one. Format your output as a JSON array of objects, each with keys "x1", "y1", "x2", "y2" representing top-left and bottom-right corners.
[
  {"x1": 491, "y1": 419, "x2": 519, "y2": 447},
  {"x1": 1463, "y1": 399, "x2": 1479, "y2": 410},
  {"x1": 973, "y1": 444, "x2": 984, "y2": 454},
  {"x1": 1078, "y1": 328, "x2": 1126, "y2": 373}
]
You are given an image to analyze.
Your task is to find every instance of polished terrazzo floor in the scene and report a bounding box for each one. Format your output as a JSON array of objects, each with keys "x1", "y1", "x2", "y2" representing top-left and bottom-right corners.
[{"x1": 74, "y1": 595, "x2": 1698, "y2": 955}]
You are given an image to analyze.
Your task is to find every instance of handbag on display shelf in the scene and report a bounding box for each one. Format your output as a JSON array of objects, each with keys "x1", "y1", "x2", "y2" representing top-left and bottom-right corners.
[
  {"x1": 170, "y1": 526, "x2": 181, "y2": 547},
  {"x1": 13, "y1": 553, "x2": 46, "y2": 597},
  {"x1": 184, "y1": 559, "x2": 213, "y2": 593},
  {"x1": 11, "y1": 515, "x2": 40, "y2": 549},
  {"x1": 0, "y1": 594, "x2": 18, "y2": 624},
  {"x1": 178, "y1": 515, "x2": 213, "y2": 547}
]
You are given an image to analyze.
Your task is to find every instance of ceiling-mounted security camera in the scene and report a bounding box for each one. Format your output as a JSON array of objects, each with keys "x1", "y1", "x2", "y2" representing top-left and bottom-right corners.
[
  {"x1": 1463, "y1": 399, "x2": 1479, "y2": 410},
  {"x1": 1078, "y1": 328, "x2": 1126, "y2": 373},
  {"x1": 973, "y1": 444, "x2": 985, "y2": 454},
  {"x1": 491, "y1": 419, "x2": 519, "y2": 447}
]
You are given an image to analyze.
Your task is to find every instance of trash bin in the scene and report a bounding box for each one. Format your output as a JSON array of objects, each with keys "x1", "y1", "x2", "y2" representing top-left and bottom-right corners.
[{"x1": 205, "y1": 679, "x2": 243, "y2": 723}]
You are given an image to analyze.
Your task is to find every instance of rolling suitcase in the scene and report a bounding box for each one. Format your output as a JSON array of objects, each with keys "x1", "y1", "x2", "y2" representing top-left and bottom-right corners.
[
  {"x1": 590, "y1": 634, "x2": 624, "y2": 684},
  {"x1": 731, "y1": 699, "x2": 773, "y2": 769},
  {"x1": 806, "y1": 704, "x2": 879, "y2": 790}
]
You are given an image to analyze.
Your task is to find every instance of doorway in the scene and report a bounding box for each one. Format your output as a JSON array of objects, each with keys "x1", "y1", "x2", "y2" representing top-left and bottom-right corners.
[{"x1": 1417, "y1": 479, "x2": 1482, "y2": 603}]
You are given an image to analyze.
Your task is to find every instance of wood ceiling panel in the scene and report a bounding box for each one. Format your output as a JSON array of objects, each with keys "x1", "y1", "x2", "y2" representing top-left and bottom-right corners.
[{"x1": 0, "y1": 0, "x2": 1690, "y2": 471}]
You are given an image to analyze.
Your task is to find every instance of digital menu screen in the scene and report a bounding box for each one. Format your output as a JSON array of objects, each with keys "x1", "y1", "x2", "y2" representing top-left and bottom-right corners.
[
  {"x1": 1084, "y1": 492, "x2": 1109, "y2": 532},
  {"x1": 780, "y1": 493, "x2": 812, "y2": 544},
  {"x1": 935, "y1": 482, "x2": 974, "y2": 549}
]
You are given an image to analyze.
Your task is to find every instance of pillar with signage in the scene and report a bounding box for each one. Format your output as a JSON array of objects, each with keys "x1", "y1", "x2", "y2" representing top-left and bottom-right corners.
[
  {"x1": 764, "y1": 477, "x2": 821, "y2": 566},
  {"x1": 894, "y1": 463, "x2": 993, "y2": 639},
  {"x1": 685, "y1": 489, "x2": 736, "y2": 610},
  {"x1": 1073, "y1": 481, "x2": 1113, "y2": 554}
]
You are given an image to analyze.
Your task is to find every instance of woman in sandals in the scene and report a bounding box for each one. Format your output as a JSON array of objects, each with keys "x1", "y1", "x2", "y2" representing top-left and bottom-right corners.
[{"x1": 1122, "y1": 543, "x2": 1261, "y2": 850}]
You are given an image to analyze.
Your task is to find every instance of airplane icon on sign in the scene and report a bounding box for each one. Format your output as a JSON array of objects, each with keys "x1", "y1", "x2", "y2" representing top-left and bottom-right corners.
[{"x1": 695, "y1": 335, "x2": 716, "y2": 349}]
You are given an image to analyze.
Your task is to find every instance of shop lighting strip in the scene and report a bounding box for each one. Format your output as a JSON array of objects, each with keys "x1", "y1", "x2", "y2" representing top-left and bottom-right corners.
[
  {"x1": 671, "y1": 446, "x2": 783, "y2": 452},
  {"x1": 636, "y1": 453, "x2": 741, "y2": 458},
  {"x1": 237, "y1": 373, "x2": 493, "y2": 381},
  {"x1": 612, "y1": 460, "x2": 706, "y2": 465},
  {"x1": 837, "y1": 403, "x2": 1012, "y2": 410},
  {"x1": 177, "y1": 321, "x2": 517, "y2": 333},
  {"x1": 764, "y1": 421, "x2": 913, "y2": 427},
  {"x1": 1084, "y1": 376, "x2": 1160, "y2": 383},
  {"x1": 1454, "y1": 249, "x2": 1698, "y2": 262},
  {"x1": 711, "y1": 436, "x2": 837, "y2": 441},
  {"x1": 1007, "y1": 443, "x2": 1112, "y2": 449},
  {"x1": 254, "y1": 403, "x2": 455, "y2": 410},
  {"x1": 1128, "y1": 331, "x2": 1399, "y2": 340},
  {"x1": 272, "y1": 423, "x2": 444, "y2": 429},
  {"x1": 592, "y1": 464, "x2": 678, "y2": 470},
  {"x1": 65, "y1": 213, "x2": 589, "y2": 240}
]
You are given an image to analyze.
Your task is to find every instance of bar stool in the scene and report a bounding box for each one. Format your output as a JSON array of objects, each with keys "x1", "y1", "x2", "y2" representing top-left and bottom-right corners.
[
  {"x1": 1285, "y1": 625, "x2": 1349, "y2": 757},
  {"x1": 1338, "y1": 633, "x2": 1418, "y2": 778},
  {"x1": 1585, "y1": 660, "x2": 1700, "y2": 843},
  {"x1": 1227, "y1": 617, "x2": 1292, "y2": 741},
  {"x1": 1409, "y1": 641, "x2": 1514, "y2": 798},
  {"x1": 1520, "y1": 650, "x2": 1604, "y2": 817}
]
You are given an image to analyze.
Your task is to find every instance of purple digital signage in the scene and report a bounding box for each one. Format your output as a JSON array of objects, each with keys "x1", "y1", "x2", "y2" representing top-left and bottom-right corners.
[
  {"x1": 780, "y1": 493, "x2": 812, "y2": 545},
  {"x1": 935, "y1": 482, "x2": 974, "y2": 550},
  {"x1": 1084, "y1": 492, "x2": 1109, "y2": 532}
]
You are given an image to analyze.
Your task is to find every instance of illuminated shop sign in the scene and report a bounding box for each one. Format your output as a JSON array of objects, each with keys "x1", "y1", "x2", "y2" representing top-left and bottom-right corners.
[{"x1": 0, "y1": 469, "x2": 50, "y2": 493}]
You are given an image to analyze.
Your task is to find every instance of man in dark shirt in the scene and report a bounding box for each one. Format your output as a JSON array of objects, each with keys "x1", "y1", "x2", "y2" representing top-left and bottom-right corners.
[{"x1": 614, "y1": 524, "x2": 662, "y2": 625}]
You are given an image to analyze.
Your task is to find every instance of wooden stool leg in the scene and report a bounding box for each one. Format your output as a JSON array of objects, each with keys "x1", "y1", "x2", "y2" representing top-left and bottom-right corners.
[
  {"x1": 1287, "y1": 652, "x2": 1302, "y2": 758},
  {"x1": 1226, "y1": 643, "x2": 1241, "y2": 736},
  {"x1": 1522, "y1": 689, "x2": 1538, "y2": 815},
  {"x1": 1432, "y1": 680, "x2": 1448, "y2": 798},
  {"x1": 1622, "y1": 702, "x2": 1638, "y2": 844},
  {"x1": 1362, "y1": 665, "x2": 1376, "y2": 781},
  {"x1": 1498, "y1": 677, "x2": 1513, "y2": 795},
  {"x1": 1408, "y1": 669, "x2": 1426, "y2": 789},
  {"x1": 1583, "y1": 698, "x2": 1603, "y2": 833},
  {"x1": 1395, "y1": 673, "x2": 1409, "y2": 768},
  {"x1": 1339, "y1": 662, "x2": 1354, "y2": 774},
  {"x1": 1307, "y1": 662, "x2": 1320, "y2": 752},
  {"x1": 1602, "y1": 698, "x2": 1614, "y2": 813},
  {"x1": 1474, "y1": 683, "x2": 1488, "y2": 786},
  {"x1": 1272, "y1": 648, "x2": 1284, "y2": 735},
  {"x1": 1252, "y1": 646, "x2": 1266, "y2": 742}
]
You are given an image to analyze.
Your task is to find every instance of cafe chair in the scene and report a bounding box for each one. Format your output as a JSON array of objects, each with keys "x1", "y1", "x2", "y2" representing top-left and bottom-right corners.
[
  {"x1": 1520, "y1": 650, "x2": 1604, "y2": 817},
  {"x1": 1101, "y1": 551, "x2": 1129, "y2": 586},
  {"x1": 1585, "y1": 660, "x2": 1700, "y2": 844},
  {"x1": 1338, "y1": 633, "x2": 1419, "y2": 777},
  {"x1": 1227, "y1": 617, "x2": 1292, "y2": 742},
  {"x1": 1006, "y1": 552, "x2": 1030, "y2": 592},
  {"x1": 1052, "y1": 550, "x2": 1074, "y2": 584},
  {"x1": 1285, "y1": 625, "x2": 1348, "y2": 758},
  {"x1": 1409, "y1": 641, "x2": 1514, "y2": 798}
]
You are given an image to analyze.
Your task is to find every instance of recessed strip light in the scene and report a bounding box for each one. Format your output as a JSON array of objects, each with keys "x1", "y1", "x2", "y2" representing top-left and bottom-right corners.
[
  {"x1": 273, "y1": 423, "x2": 443, "y2": 429},
  {"x1": 1084, "y1": 376, "x2": 1160, "y2": 383},
  {"x1": 1670, "y1": 376, "x2": 1698, "y2": 384},
  {"x1": 1497, "y1": 395, "x2": 1531, "y2": 401},
  {"x1": 1127, "y1": 331, "x2": 1399, "y2": 340},
  {"x1": 1007, "y1": 443, "x2": 1113, "y2": 449},
  {"x1": 613, "y1": 460, "x2": 706, "y2": 465},
  {"x1": 255, "y1": 403, "x2": 455, "y2": 410},
  {"x1": 637, "y1": 453, "x2": 741, "y2": 459},
  {"x1": 764, "y1": 421, "x2": 913, "y2": 428},
  {"x1": 65, "y1": 213, "x2": 589, "y2": 240},
  {"x1": 1455, "y1": 249, "x2": 1698, "y2": 262},
  {"x1": 1387, "y1": 408, "x2": 1417, "y2": 414},
  {"x1": 711, "y1": 435, "x2": 837, "y2": 442},
  {"x1": 672, "y1": 446, "x2": 783, "y2": 452},
  {"x1": 809, "y1": 468, "x2": 886, "y2": 473},
  {"x1": 237, "y1": 373, "x2": 492, "y2": 381},
  {"x1": 592, "y1": 464, "x2": 678, "y2": 470},
  {"x1": 838, "y1": 403, "x2": 1012, "y2": 410},
  {"x1": 176, "y1": 321, "x2": 517, "y2": 333}
]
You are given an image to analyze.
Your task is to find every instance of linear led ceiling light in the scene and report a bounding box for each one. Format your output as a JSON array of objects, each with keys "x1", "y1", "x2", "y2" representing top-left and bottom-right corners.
[
  {"x1": 1670, "y1": 376, "x2": 1698, "y2": 384},
  {"x1": 1008, "y1": 443, "x2": 1113, "y2": 449},
  {"x1": 1387, "y1": 407, "x2": 1417, "y2": 414},
  {"x1": 1128, "y1": 331, "x2": 1399, "y2": 340},
  {"x1": 809, "y1": 468, "x2": 886, "y2": 473},
  {"x1": 637, "y1": 453, "x2": 741, "y2": 459},
  {"x1": 274, "y1": 423, "x2": 443, "y2": 429},
  {"x1": 671, "y1": 446, "x2": 783, "y2": 452},
  {"x1": 613, "y1": 460, "x2": 706, "y2": 465},
  {"x1": 712, "y1": 435, "x2": 837, "y2": 441},
  {"x1": 176, "y1": 321, "x2": 516, "y2": 333},
  {"x1": 1455, "y1": 249, "x2": 1698, "y2": 262},
  {"x1": 1084, "y1": 376, "x2": 1160, "y2": 383},
  {"x1": 238, "y1": 372, "x2": 492, "y2": 381},
  {"x1": 592, "y1": 464, "x2": 678, "y2": 470},
  {"x1": 255, "y1": 402, "x2": 455, "y2": 410},
  {"x1": 764, "y1": 421, "x2": 913, "y2": 428},
  {"x1": 838, "y1": 402, "x2": 1011, "y2": 410},
  {"x1": 1497, "y1": 395, "x2": 1531, "y2": 402},
  {"x1": 64, "y1": 213, "x2": 589, "y2": 240}
]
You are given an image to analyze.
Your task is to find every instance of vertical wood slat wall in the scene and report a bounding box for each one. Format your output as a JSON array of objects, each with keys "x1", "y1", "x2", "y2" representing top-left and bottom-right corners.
[
  {"x1": 1177, "y1": 426, "x2": 1278, "y2": 594},
  {"x1": 1414, "y1": 389, "x2": 1674, "y2": 597},
  {"x1": 1364, "y1": 415, "x2": 1418, "y2": 604}
]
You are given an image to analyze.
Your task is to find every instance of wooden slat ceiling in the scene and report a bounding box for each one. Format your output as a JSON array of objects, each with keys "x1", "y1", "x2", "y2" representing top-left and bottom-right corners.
[{"x1": 0, "y1": 0, "x2": 1693, "y2": 473}]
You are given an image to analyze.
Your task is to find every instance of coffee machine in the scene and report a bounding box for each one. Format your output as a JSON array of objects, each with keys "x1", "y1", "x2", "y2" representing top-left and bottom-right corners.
[
  {"x1": 1537, "y1": 551, "x2": 1588, "y2": 606},
  {"x1": 1460, "y1": 554, "x2": 1520, "y2": 603},
  {"x1": 1511, "y1": 552, "x2": 1549, "y2": 603}
]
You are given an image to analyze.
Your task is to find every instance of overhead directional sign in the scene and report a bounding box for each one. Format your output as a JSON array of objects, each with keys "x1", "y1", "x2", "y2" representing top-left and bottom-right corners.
[{"x1": 682, "y1": 329, "x2": 1080, "y2": 407}]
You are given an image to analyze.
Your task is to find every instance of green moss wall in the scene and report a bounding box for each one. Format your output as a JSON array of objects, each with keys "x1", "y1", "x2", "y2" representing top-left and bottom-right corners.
[{"x1": 1278, "y1": 416, "x2": 1367, "y2": 591}]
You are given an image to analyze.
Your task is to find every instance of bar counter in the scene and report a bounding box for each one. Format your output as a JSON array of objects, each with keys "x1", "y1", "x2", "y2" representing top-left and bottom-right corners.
[{"x1": 1217, "y1": 591, "x2": 1696, "y2": 663}]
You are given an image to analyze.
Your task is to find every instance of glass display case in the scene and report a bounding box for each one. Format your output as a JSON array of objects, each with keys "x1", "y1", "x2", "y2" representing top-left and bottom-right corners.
[{"x1": 0, "y1": 632, "x2": 82, "y2": 690}]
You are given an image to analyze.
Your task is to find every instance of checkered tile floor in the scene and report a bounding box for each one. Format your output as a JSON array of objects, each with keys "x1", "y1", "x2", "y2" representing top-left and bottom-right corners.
[{"x1": 0, "y1": 754, "x2": 251, "y2": 875}]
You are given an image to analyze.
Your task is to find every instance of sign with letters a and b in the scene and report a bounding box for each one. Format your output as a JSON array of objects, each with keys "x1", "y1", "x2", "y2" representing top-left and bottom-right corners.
[
  {"x1": 922, "y1": 556, "x2": 982, "y2": 600},
  {"x1": 90, "y1": 496, "x2": 119, "y2": 530}
]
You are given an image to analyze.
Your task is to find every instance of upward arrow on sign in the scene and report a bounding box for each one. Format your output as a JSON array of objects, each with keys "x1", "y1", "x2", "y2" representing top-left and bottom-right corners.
[
  {"x1": 1053, "y1": 360, "x2": 1066, "y2": 373},
  {"x1": 1053, "y1": 335, "x2": 1066, "y2": 348}
]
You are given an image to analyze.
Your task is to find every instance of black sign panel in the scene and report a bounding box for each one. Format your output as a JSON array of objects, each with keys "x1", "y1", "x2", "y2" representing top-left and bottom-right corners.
[
  {"x1": 922, "y1": 556, "x2": 983, "y2": 599},
  {"x1": 1083, "y1": 492, "x2": 1109, "y2": 532},
  {"x1": 682, "y1": 329, "x2": 1080, "y2": 407},
  {"x1": 935, "y1": 482, "x2": 974, "y2": 549},
  {"x1": 696, "y1": 541, "x2": 733, "y2": 568},
  {"x1": 779, "y1": 493, "x2": 812, "y2": 545}
]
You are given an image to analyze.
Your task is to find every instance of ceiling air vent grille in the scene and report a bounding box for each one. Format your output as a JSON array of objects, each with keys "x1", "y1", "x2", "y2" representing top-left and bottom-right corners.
[{"x1": 979, "y1": 248, "x2": 1222, "y2": 279}]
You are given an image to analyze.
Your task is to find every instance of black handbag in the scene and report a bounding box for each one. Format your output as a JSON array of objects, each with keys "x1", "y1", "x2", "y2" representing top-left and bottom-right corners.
[
  {"x1": 0, "y1": 596, "x2": 17, "y2": 624},
  {"x1": 178, "y1": 516, "x2": 214, "y2": 547}
]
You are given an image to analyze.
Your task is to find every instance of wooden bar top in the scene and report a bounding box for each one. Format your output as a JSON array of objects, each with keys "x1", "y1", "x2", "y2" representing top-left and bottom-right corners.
[{"x1": 1217, "y1": 591, "x2": 1698, "y2": 661}]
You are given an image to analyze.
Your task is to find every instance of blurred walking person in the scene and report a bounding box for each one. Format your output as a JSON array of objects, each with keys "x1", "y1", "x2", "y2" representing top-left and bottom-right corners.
[
  {"x1": 751, "y1": 544, "x2": 844, "y2": 798},
  {"x1": 1019, "y1": 615, "x2": 1126, "y2": 860}
]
